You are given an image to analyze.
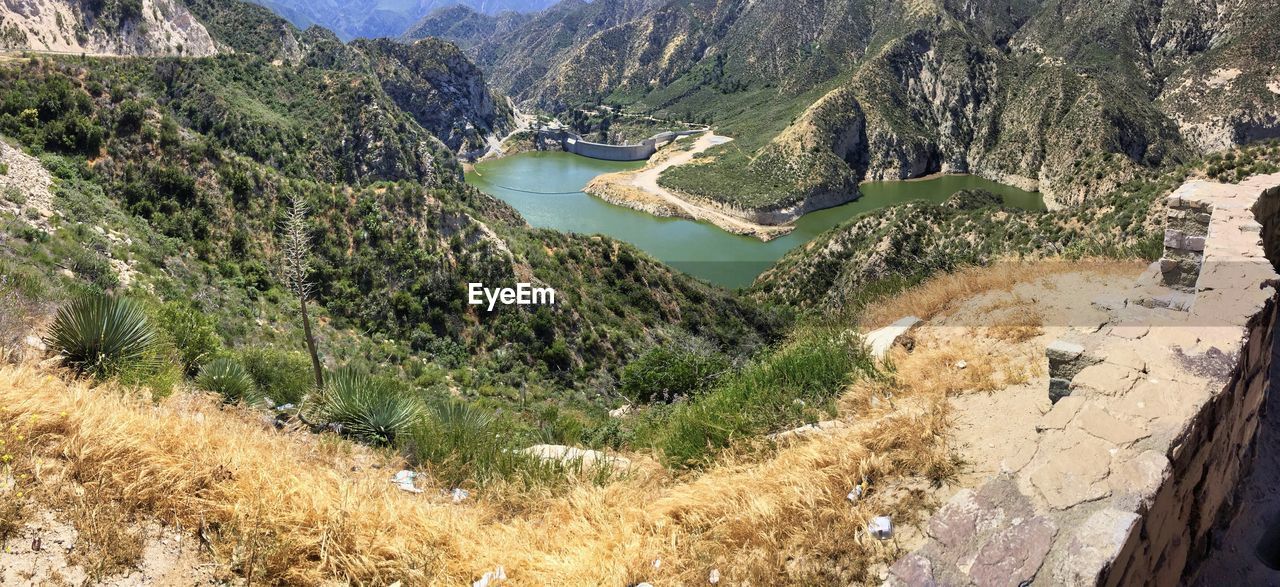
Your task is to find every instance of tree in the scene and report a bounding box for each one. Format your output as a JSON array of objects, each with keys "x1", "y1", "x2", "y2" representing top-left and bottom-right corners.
[{"x1": 281, "y1": 195, "x2": 324, "y2": 389}]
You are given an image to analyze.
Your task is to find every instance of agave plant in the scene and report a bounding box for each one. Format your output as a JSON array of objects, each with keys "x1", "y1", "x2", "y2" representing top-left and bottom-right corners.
[
  {"x1": 196, "y1": 357, "x2": 258, "y2": 404},
  {"x1": 46, "y1": 293, "x2": 160, "y2": 379},
  {"x1": 307, "y1": 368, "x2": 421, "y2": 446}
]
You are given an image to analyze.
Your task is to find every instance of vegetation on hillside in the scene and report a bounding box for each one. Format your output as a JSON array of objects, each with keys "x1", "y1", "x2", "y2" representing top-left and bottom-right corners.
[
  {"x1": 428, "y1": 0, "x2": 1278, "y2": 213},
  {"x1": 751, "y1": 140, "x2": 1280, "y2": 313},
  {"x1": 0, "y1": 46, "x2": 784, "y2": 484}
]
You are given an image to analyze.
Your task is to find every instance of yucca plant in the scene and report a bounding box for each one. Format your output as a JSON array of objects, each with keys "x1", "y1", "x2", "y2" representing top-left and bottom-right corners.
[
  {"x1": 307, "y1": 368, "x2": 420, "y2": 446},
  {"x1": 46, "y1": 293, "x2": 160, "y2": 379},
  {"x1": 196, "y1": 357, "x2": 258, "y2": 404}
]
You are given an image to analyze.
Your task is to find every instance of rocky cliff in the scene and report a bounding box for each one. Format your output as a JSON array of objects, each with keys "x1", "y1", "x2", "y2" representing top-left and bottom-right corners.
[
  {"x1": 352, "y1": 38, "x2": 514, "y2": 155},
  {"x1": 0, "y1": 0, "x2": 219, "y2": 56}
]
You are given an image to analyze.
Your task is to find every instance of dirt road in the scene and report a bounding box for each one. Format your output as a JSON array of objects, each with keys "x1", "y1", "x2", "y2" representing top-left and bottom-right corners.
[{"x1": 586, "y1": 133, "x2": 793, "y2": 241}]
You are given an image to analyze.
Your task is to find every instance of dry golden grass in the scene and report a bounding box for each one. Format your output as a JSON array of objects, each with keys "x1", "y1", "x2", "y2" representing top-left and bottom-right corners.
[
  {"x1": 0, "y1": 364, "x2": 956, "y2": 585},
  {"x1": 65, "y1": 478, "x2": 147, "y2": 581},
  {"x1": 0, "y1": 416, "x2": 34, "y2": 543},
  {"x1": 860, "y1": 258, "x2": 1144, "y2": 329},
  {"x1": 0, "y1": 259, "x2": 1150, "y2": 584}
]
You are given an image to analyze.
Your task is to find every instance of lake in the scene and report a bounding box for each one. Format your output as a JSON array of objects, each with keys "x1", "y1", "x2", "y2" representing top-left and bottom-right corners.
[{"x1": 466, "y1": 151, "x2": 1044, "y2": 289}]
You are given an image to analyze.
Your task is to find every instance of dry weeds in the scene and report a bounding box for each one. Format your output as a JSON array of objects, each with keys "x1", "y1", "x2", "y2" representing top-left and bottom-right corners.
[
  {"x1": 0, "y1": 364, "x2": 956, "y2": 585},
  {"x1": 0, "y1": 260, "x2": 1142, "y2": 585},
  {"x1": 861, "y1": 258, "x2": 1144, "y2": 329}
]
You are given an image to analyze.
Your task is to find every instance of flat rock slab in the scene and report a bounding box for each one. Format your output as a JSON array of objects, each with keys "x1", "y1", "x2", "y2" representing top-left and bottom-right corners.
[
  {"x1": 522, "y1": 444, "x2": 631, "y2": 470},
  {"x1": 1052, "y1": 509, "x2": 1141, "y2": 585},
  {"x1": 970, "y1": 515, "x2": 1057, "y2": 587},
  {"x1": 1029, "y1": 435, "x2": 1113, "y2": 510},
  {"x1": 1075, "y1": 405, "x2": 1149, "y2": 446},
  {"x1": 891, "y1": 476, "x2": 1055, "y2": 586},
  {"x1": 866, "y1": 316, "x2": 922, "y2": 359}
]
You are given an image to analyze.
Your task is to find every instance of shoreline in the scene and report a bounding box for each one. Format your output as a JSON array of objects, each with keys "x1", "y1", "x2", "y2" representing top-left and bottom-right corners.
[
  {"x1": 480, "y1": 131, "x2": 1045, "y2": 242},
  {"x1": 582, "y1": 133, "x2": 795, "y2": 242}
]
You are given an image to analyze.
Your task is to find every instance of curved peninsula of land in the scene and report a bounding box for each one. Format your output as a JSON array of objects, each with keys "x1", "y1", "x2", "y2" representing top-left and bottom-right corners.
[{"x1": 584, "y1": 133, "x2": 795, "y2": 241}]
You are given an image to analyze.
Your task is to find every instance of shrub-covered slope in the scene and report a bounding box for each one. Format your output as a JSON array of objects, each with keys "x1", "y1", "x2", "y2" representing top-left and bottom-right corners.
[
  {"x1": 0, "y1": 48, "x2": 777, "y2": 405},
  {"x1": 750, "y1": 141, "x2": 1280, "y2": 312}
]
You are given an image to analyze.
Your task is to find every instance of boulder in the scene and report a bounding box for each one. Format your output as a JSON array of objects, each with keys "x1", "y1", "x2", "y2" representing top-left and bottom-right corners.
[{"x1": 865, "y1": 316, "x2": 923, "y2": 359}]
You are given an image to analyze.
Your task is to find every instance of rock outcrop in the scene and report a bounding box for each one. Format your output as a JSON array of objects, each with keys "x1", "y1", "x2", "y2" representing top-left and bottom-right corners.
[
  {"x1": 352, "y1": 38, "x2": 514, "y2": 156},
  {"x1": 0, "y1": 0, "x2": 218, "y2": 56}
]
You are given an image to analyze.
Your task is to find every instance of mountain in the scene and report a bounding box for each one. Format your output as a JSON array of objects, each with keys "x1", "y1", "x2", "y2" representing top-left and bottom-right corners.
[
  {"x1": 353, "y1": 37, "x2": 516, "y2": 154},
  {"x1": 426, "y1": 0, "x2": 1280, "y2": 216},
  {"x1": 245, "y1": 0, "x2": 558, "y2": 41},
  {"x1": 403, "y1": 0, "x2": 664, "y2": 95},
  {"x1": 0, "y1": 0, "x2": 219, "y2": 56},
  {"x1": 0, "y1": 0, "x2": 777, "y2": 399},
  {"x1": 399, "y1": 4, "x2": 535, "y2": 50},
  {"x1": 1, "y1": 0, "x2": 514, "y2": 154}
]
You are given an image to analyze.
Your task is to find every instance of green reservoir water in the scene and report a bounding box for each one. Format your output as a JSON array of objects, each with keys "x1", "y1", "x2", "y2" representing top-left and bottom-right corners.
[{"x1": 467, "y1": 151, "x2": 1044, "y2": 289}]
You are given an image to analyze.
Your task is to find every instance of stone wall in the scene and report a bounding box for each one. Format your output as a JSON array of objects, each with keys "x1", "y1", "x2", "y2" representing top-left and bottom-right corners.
[
  {"x1": 886, "y1": 174, "x2": 1280, "y2": 586},
  {"x1": 1106, "y1": 289, "x2": 1276, "y2": 585},
  {"x1": 1160, "y1": 197, "x2": 1212, "y2": 291}
]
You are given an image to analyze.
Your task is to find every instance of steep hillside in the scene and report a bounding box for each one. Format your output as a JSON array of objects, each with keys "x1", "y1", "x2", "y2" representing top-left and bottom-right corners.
[
  {"x1": 441, "y1": 0, "x2": 1280, "y2": 215},
  {"x1": 0, "y1": 45, "x2": 775, "y2": 410},
  {"x1": 403, "y1": 0, "x2": 665, "y2": 103},
  {"x1": 246, "y1": 0, "x2": 557, "y2": 42},
  {"x1": 750, "y1": 140, "x2": 1280, "y2": 312},
  {"x1": 0, "y1": 0, "x2": 218, "y2": 56},
  {"x1": 0, "y1": 0, "x2": 523, "y2": 159},
  {"x1": 185, "y1": 0, "x2": 516, "y2": 154},
  {"x1": 353, "y1": 38, "x2": 514, "y2": 155}
]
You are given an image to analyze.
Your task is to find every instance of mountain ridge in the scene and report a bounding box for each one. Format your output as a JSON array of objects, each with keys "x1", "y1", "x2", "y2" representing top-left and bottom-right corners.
[
  {"x1": 246, "y1": 0, "x2": 557, "y2": 41},
  {"x1": 420, "y1": 0, "x2": 1280, "y2": 213}
]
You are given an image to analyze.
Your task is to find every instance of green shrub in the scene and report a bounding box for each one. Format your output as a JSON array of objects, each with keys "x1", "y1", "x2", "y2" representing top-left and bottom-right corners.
[
  {"x1": 407, "y1": 401, "x2": 570, "y2": 489},
  {"x1": 155, "y1": 301, "x2": 222, "y2": 376},
  {"x1": 656, "y1": 331, "x2": 873, "y2": 467},
  {"x1": 115, "y1": 99, "x2": 145, "y2": 134},
  {"x1": 46, "y1": 293, "x2": 160, "y2": 379},
  {"x1": 307, "y1": 368, "x2": 420, "y2": 446},
  {"x1": 619, "y1": 345, "x2": 730, "y2": 403},
  {"x1": 237, "y1": 347, "x2": 313, "y2": 405},
  {"x1": 196, "y1": 357, "x2": 257, "y2": 403}
]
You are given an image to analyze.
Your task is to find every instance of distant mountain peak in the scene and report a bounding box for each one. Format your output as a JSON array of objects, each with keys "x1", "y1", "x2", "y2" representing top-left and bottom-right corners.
[{"x1": 244, "y1": 0, "x2": 558, "y2": 41}]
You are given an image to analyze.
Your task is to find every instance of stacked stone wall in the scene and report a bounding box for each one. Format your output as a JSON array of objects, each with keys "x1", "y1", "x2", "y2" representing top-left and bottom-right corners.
[
  {"x1": 1160, "y1": 198, "x2": 1212, "y2": 291},
  {"x1": 886, "y1": 174, "x2": 1280, "y2": 586},
  {"x1": 1104, "y1": 295, "x2": 1277, "y2": 585}
]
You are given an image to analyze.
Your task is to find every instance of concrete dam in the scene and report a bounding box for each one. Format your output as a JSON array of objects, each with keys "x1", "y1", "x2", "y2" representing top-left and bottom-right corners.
[{"x1": 539, "y1": 127, "x2": 706, "y2": 161}]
